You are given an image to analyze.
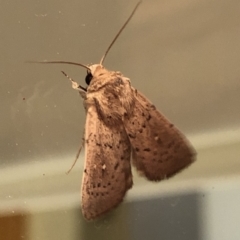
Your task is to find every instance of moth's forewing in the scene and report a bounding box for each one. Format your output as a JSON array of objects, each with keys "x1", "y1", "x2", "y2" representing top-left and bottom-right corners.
[
  {"x1": 81, "y1": 105, "x2": 132, "y2": 220},
  {"x1": 124, "y1": 89, "x2": 196, "y2": 181}
]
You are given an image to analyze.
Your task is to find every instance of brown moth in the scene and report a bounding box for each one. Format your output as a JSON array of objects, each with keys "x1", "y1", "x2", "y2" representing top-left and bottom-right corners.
[{"x1": 32, "y1": 1, "x2": 196, "y2": 220}]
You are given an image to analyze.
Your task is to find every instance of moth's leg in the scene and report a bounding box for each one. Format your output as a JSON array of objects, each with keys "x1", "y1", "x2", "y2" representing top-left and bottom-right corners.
[
  {"x1": 61, "y1": 71, "x2": 87, "y2": 98},
  {"x1": 66, "y1": 130, "x2": 85, "y2": 174}
]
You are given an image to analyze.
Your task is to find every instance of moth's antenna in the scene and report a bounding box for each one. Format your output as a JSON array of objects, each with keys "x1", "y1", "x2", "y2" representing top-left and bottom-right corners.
[
  {"x1": 99, "y1": 1, "x2": 142, "y2": 66},
  {"x1": 27, "y1": 61, "x2": 91, "y2": 71}
]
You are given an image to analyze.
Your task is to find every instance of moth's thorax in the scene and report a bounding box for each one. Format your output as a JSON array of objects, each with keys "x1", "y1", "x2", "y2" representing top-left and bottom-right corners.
[
  {"x1": 84, "y1": 64, "x2": 134, "y2": 124},
  {"x1": 87, "y1": 64, "x2": 125, "y2": 93},
  {"x1": 88, "y1": 64, "x2": 109, "y2": 79}
]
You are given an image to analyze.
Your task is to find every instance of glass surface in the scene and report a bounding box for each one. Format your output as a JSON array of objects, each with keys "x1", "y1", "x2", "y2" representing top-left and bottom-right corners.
[{"x1": 1, "y1": 0, "x2": 240, "y2": 239}]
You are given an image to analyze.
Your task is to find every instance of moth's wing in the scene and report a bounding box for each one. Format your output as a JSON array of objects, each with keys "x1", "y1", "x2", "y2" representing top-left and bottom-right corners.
[
  {"x1": 81, "y1": 106, "x2": 132, "y2": 221},
  {"x1": 124, "y1": 89, "x2": 196, "y2": 181}
]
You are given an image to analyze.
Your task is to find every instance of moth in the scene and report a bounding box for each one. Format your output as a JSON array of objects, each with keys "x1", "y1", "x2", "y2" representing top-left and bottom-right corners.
[{"x1": 32, "y1": 1, "x2": 196, "y2": 220}]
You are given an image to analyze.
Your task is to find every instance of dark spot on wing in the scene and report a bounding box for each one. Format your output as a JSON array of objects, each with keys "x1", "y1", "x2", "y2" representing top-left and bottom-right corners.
[
  {"x1": 143, "y1": 148, "x2": 151, "y2": 152},
  {"x1": 114, "y1": 162, "x2": 119, "y2": 170},
  {"x1": 147, "y1": 114, "x2": 151, "y2": 121},
  {"x1": 150, "y1": 104, "x2": 156, "y2": 110},
  {"x1": 128, "y1": 133, "x2": 136, "y2": 138}
]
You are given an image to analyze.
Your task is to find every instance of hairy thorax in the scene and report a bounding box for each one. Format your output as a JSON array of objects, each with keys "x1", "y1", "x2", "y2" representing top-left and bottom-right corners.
[{"x1": 85, "y1": 67, "x2": 135, "y2": 125}]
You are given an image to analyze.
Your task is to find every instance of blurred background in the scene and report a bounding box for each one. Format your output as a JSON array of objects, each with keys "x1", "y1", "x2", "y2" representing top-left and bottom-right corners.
[{"x1": 0, "y1": 0, "x2": 240, "y2": 239}]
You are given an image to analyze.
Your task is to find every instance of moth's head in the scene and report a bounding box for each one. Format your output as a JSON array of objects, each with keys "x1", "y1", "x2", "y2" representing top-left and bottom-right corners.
[{"x1": 85, "y1": 64, "x2": 108, "y2": 85}]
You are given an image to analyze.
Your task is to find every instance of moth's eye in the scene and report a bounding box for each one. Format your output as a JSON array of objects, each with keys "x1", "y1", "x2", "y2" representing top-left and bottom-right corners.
[{"x1": 85, "y1": 72, "x2": 93, "y2": 85}]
